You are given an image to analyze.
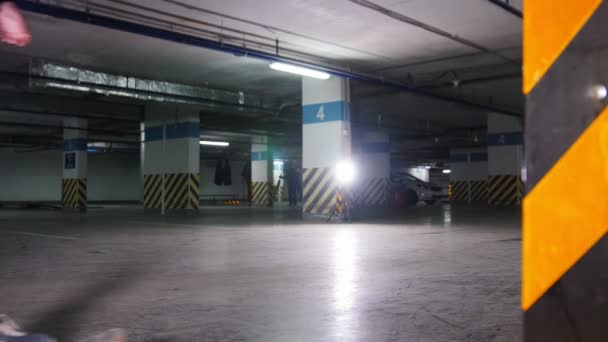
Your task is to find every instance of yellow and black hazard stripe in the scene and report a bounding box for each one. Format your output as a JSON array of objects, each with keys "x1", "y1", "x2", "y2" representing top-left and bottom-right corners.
[
  {"x1": 470, "y1": 180, "x2": 488, "y2": 202},
  {"x1": 251, "y1": 181, "x2": 269, "y2": 205},
  {"x1": 523, "y1": 1, "x2": 608, "y2": 339},
  {"x1": 143, "y1": 173, "x2": 199, "y2": 209},
  {"x1": 303, "y1": 167, "x2": 338, "y2": 215},
  {"x1": 449, "y1": 180, "x2": 467, "y2": 201},
  {"x1": 355, "y1": 177, "x2": 388, "y2": 207},
  {"x1": 450, "y1": 180, "x2": 489, "y2": 202},
  {"x1": 488, "y1": 175, "x2": 522, "y2": 206},
  {"x1": 223, "y1": 200, "x2": 240, "y2": 205},
  {"x1": 62, "y1": 178, "x2": 86, "y2": 210}
]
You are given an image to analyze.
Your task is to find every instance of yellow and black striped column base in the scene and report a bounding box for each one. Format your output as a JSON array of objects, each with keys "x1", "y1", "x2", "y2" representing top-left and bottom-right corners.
[
  {"x1": 303, "y1": 167, "x2": 337, "y2": 215},
  {"x1": 488, "y1": 175, "x2": 522, "y2": 206},
  {"x1": 251, "y1": 181, "x2": 269, "y2": 205},
  {"x1": 449, "y1": 180, "x2": 467, "y2": 202},
  {"x1": 449, "y1": 180, "x2": 488, "y2": 203},
  {"x1": 143, "y1": 173, "x2": 199, "y2": 210},
  {"x1": 355, "y1": 177, "x2": 388, "y2": 207},
  {"x1": 523, "y1": 1, "x2": 608, "y2": 340},
  {"x1": 62, "y1": 178, "x2": 86, "y2": 210}
]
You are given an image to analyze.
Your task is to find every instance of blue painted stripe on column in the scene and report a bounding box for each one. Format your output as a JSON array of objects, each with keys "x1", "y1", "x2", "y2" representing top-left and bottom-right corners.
[
  {"x1": 252, "y1": 151, "x2": 268, "y2": 161},
  {"x1": 450, "y1": 153, "x2": 488, "y2": 162},
  {"x1": 145, "y1": 122, "x2": 200, "y2": 142},
  {"x1": 361, "y1": 142, "x2": 390, "y2": 153},
  {"x1": 302, "y1": 101, "x2": 347, "y2": 124},
  {"x1": 64, "y1": 138, "x2": 87, "y2": 151},
  {"x1": 449, "y1": 154, "x2": 469, "y2": 162},
  {"x1": 470, "y1": 152, "x2": 488, "y2": 162},
  {"x1": 488, "y1": 132, "x2": 522, "y2": 146}
]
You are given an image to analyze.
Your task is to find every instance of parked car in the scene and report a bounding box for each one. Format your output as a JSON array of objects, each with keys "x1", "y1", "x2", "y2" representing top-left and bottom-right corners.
[{"x1": 389, "y1": 172, "x2": 446, "y2": 206}]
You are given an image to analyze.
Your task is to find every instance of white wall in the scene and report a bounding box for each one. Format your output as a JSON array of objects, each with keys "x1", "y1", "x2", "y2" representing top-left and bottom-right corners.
[
  {"x1": 450, "y1": 148, "x2": 488, "y2": 181},
  {"x1": 488, "y1": 113, "x2": 523, "y2": 176},
  {"x1": 0, "y1": 148, "x2": 140, "y2": 202},
  {"x1": 0, "y1": 149, "x2": 62, "y2": 201},
  {"x1": 200, "y1": 159, "x2": 247, "y2": 199},
  {"x1": 88, "y1": 152, "x2": 141, "y2": 201}
]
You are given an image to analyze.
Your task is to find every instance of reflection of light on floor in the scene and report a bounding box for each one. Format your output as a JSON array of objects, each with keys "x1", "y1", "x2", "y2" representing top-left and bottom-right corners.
[
  {"x1": 332, "y1": 229, "x2": 358, "y2": 339},
  {"x1": 443, "y1": 205, "x2": 452, "y2": 226}
]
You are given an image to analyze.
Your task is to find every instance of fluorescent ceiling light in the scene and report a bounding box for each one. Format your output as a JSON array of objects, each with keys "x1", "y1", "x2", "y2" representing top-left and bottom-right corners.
[
  {"x1": 442, "y1": 169, "x2": 451, "y2": 174},
  {"x1": 200, "y1": 140, "x2": 229, "y2": 147},
  {"x1": 425, "y1": 166, "x2": 432, "y2": 169},
  {"x1": 269, "y1": 62, "x2": 330, "y2": 80}
]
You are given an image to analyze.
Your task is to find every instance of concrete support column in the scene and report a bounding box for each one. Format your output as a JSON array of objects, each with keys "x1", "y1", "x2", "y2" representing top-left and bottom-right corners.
[
  {"x1": 449, "y1": 148, "x2": 488, "y2": 203},
  {"x1": 142, "y1": 104, "x2": 200, "y2": 210},
  {"x1": 251, "y1": 142, "x2": 273, "y2": 206},
  {"x1": 62, "y1": 118, "x2": 87, "y2": 210},
  {"x1": 487, "y1": 113, "x2": 523, "y2": 205},
  {"x1": 302, "y1": 76, "x2": 351, "y2": 215},
  {"x1": 357, "y1": 131, "x2": 389, "y2": 207}
]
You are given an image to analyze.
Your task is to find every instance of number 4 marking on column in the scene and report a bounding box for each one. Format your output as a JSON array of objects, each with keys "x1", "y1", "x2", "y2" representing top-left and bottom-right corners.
[{"x1": 316, "y1": 105, "x2": 326, "y2": 121}]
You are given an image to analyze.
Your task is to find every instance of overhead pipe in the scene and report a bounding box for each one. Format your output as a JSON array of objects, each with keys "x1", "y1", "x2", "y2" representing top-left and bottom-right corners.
[
  {"x1": 0, "y1": 120, "x2": 140, "y2": 137},
  {"x1": 0, "y1": 70, "x2": 282, "y2": 114},
  {"x1": 485, "y1": 0, "x2": 522, "y2": 18},
  {"x1": 348, "y1": 0, "x2": 519, "y2": 65},
  {"x1": 14, "y1": 0, "x2": 522, "y2": 117},
  {"x1": 0, "y1": 107, "x2": 140, "y2": 123},
  {"x1": 60, "y1": 0, "x2": 335, "y2": 65}
]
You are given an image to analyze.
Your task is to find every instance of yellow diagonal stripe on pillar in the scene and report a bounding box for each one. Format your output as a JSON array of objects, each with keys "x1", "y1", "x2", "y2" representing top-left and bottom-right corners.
[
  {"x1": 523, "y1": 0, "x2": 602, "y2": 94},
  {"x1": 522, "y1": 107, "x2": 608, "y2": 310}
]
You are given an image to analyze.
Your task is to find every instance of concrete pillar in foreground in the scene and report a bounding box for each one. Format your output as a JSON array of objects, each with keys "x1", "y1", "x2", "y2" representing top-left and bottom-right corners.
[
  {"x1": 449, "y1": 148, "x2": 488, "y2": 203},
  {"x1": 302, "y1": 76, "x2": 351, "y2": 215},
  {"x1": 142, "y1": 104, "x2": 200, "y2": 210},
  {"x1": 357, "y1": 131, "x2": 389, "y2": 207},
  {"x1": 251, "y1": 142, "x2": 272, "y2": 206},
  {"x1": 62, "y1": 118, "x2": 87, "y2": 210},
  {"x1": 523, "y1": 1, "x2": 608, "y2": 339},
  {"x1": 487, "y1": 113, "x2": 523, "y2": 205}
]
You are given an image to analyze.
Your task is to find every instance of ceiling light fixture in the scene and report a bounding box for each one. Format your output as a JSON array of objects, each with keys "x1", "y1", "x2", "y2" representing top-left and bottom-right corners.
[
  {"x1": 269, "y1": 62, "x2": 330, "y2": 80},
  {"x1": 200, "y1": 140, "x2": 229, "y2": 147}
]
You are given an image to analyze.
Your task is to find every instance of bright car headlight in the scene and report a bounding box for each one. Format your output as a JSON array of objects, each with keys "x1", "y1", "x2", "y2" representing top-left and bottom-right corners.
[{"x1": 335, "y1": 160, "x2": 355, "y2": 184}]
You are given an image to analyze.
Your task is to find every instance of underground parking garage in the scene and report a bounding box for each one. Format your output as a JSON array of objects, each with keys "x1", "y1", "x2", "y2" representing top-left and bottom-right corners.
[{"x1": 0, "y1": 0, "x2": 605, "y2": 341}]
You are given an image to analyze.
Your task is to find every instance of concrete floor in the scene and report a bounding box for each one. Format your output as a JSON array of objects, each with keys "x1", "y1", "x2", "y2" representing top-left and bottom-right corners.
[{"x1": 0, "y1": 205, "x2": 521, "y2": 342}]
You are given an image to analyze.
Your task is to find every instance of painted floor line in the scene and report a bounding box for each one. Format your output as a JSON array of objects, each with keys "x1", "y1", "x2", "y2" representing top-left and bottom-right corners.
[{"x1": 0, "y1": 229, "x2": 77, "y2": 240}]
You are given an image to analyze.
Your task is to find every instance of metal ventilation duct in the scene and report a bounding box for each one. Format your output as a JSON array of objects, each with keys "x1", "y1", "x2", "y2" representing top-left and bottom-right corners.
[{"x1": 27, "y1": 59, "x2": 273, "y2": 110}]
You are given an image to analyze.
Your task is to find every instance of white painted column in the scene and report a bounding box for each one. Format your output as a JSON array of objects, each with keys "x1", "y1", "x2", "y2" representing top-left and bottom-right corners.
[
  {"x1": 449, "y1": 148, "x2": 488, "y2": 203},
  {"x1": 143, "y1": 104, "x2": 200, "y2": 210},
  {"x1": 62, "y1": 118, "x2": 87, "y2": 210},
  {"x1": 251, "y1": 142, "x2": 271, "y2": 205},
  {"x1": 488, "y1": 113, "x2": 524, "y2": 205},
  {"x1": 302, "y1": 76, "x2": 351, "y2": 215},
  {"x1": 357, "y1": 131, "x2": 389, "y2": 207}
]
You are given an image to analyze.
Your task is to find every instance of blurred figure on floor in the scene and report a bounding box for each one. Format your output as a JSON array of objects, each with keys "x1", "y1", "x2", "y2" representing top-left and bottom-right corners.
[{"x1": 0, "y1": 314, "x2": 126, "y2": 342}]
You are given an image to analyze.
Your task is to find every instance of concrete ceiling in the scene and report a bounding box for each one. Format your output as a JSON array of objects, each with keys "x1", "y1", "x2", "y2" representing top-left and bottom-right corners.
[
  {"x1": 0, "y1": 0, "x2": 524, "y2": 161},
  {"x1": 0, "y1": 0, "x2": 522, "y2": 97}
]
